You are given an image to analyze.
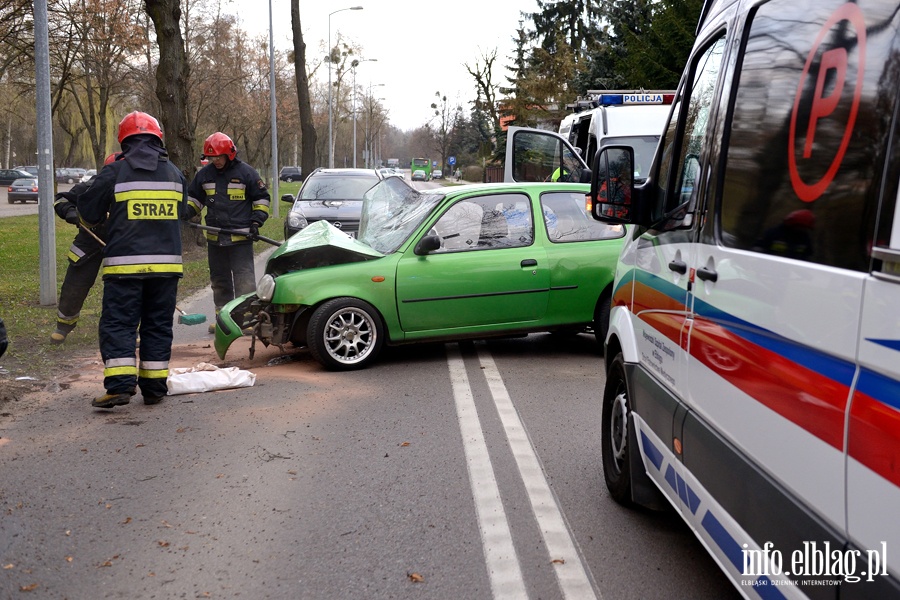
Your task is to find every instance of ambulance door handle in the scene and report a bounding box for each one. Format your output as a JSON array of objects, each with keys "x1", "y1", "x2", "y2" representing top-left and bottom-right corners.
[
  {"x1": 696, "y1": 266, "x2": 718, "y2": 282},
  {"x1": 668, "y1": 260, "x2": 687, "y2": 274}
]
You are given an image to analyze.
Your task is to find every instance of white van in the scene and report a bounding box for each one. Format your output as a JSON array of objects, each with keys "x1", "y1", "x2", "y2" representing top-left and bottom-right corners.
[
  {"x1": 559, "y1": 90, "x2": 673, "y2": 180},
  {"x1": 512, "y1": 0, "x2": 900, "y2": 597}
]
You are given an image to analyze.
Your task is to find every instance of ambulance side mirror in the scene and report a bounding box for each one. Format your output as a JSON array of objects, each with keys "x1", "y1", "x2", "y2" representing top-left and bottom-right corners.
[{"x1": 589, "y1": 147, "x2": 635, "y2": 223}]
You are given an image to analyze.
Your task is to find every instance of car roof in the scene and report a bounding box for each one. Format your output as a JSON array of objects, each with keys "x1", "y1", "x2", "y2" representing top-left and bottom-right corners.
[{"x1": 309, "y1": 168, "x2": 381, "y2": 178}]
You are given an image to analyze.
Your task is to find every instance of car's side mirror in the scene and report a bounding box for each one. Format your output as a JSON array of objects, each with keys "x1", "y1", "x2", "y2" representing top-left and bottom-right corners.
[
  {"x1": 414, "y1": 235, "x2": 441, "y2": 255},
  {"x1": 589, "y1": 147, "x2": 635, "y2": 223},
  {"x1": 280, "y1": 193, "x2": 294, "y2": 203}
]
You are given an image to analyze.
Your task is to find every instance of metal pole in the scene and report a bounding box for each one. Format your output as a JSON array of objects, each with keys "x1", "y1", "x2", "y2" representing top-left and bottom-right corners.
[
  {"x1": 34, "y1": 0, "x2": 56, "y2": 305},
  {"x1": 352, "y1": 65, "x2": 357, "y2": 168},
  {"x1": 268, "y1": 0, "x2": 279, "y2": 217}
]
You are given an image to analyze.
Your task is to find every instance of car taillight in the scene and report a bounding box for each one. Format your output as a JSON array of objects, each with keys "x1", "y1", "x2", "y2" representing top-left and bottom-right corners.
[
  {"x1": 6, "y1": 187, "x2": 11, "y2": 192},
  {"x1": 31, "y1": 186, "x2": 38, "y2": 192}
]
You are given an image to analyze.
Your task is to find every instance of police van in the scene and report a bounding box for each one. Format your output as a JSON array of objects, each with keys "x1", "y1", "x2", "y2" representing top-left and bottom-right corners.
[
  {"x1": 578, "y1": 0, "x2": 900, "y2": 597},
  {"x1": 559, "y1": 90, "x2": 674, "y2": 181}
]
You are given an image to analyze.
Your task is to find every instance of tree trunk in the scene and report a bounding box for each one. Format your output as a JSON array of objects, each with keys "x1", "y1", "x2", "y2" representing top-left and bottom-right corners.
[
  {"x1": 291, "y1": 0, "x2": 317, "y2": 180},
  {"x1": 144, "y1": 0, "x2": 194, "y2": 179}
]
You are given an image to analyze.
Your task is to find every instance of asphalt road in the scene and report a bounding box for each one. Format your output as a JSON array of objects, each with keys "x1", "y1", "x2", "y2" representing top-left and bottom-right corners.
[{"x1": 0, "y1": 320, "x2": 738, "y2": 598}]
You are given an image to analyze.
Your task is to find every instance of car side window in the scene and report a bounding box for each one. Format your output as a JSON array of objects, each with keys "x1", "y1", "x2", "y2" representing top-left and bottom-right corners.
[
  {"x1": 541, "y1": 191, "x2": 626, "y2": 243},
  {"x1": 719, "y1": 1, "x2": 890, "y2": 272},
  {"x1": 512, "y1": 130, "x2": 586, "y2": 183},
  {"x1": 431, "y1": 193, "x2": 533, "y2": 252}
]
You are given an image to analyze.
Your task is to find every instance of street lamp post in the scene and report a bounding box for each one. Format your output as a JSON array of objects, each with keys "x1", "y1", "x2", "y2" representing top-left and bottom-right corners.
[
  {"x1": 328, "y1": 6, "x2": 363, "y2": 169},
  {"x1": 352, "y1": 58, "x2": 376, "y2": 168}
]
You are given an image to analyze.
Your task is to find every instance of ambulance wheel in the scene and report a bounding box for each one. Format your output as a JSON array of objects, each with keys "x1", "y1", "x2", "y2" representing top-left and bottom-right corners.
[
  {"x1": 602, "y1": 352, "x2": 633, "y2": 505},
  {"x1": 307, "y1": 297, "x2": 384, "y2": 371}
]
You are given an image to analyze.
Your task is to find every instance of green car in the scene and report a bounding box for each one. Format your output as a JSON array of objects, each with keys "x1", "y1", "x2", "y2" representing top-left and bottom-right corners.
[{"x1": 215, "y1": 177, "x2": 626, "y2": 370}]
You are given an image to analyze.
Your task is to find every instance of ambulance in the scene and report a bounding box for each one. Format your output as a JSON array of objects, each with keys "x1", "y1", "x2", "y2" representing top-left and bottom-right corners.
[
  {"x1": 510, "y1": 0, "x2": 900, "y2": 597},
  {"x1": 559, "y1": 90, "x2": 674, "y2": 181}
]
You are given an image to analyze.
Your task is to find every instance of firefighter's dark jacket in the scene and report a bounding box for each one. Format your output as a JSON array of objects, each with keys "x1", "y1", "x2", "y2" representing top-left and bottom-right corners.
[
  {"x1": 186, "y1": 158, "x2": 270, "y2": 245},
  {"x1": 76, "y1": 135, "x2": 188, "y2": 279}
]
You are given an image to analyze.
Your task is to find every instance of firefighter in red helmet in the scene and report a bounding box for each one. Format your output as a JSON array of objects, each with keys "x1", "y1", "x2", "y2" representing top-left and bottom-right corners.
[
  {"x1": 76, "y1": 111, "x2": 188, "y2": 409},
  {"x1": 186, "y1": 132, "x2": 270, "y2": 333}
]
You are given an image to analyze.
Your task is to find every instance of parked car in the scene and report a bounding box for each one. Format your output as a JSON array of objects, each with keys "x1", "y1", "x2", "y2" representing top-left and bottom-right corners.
[
  {"x1": 279, "y1": 166, "x2": 302, "y2": 182},
  {"x1": 432, "y1": 169, "x2": 443, "y2": 180},
  {"x1": 7, "y1": 177, "x2": 38, "y2": 203},
  {"x1": 280, "y1": 167, "x2": 383, "y2": 240},
  {"x1": 377, "y1": 167, "x2": 404, "y2": 180},
  {"x1": 56, "y1": 168, "x2": 81, "y2": 184},
  {"x1": 0, "y1": 168, "x2": 33, "y2": 185},
  {"x1": 14, "y1": 166, "x2": 38, "y2": 177},
  {"x1": 217, "y1": 176, "x2": 626, "y2": 370}
]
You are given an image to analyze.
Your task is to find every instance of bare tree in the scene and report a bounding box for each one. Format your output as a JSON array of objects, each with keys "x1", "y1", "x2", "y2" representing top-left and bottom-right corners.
[
  {"x1": 465, "y1": 48, "x2": 501, "y2": 139},
  {"x1": 291, "y1": 0, "x2": 317, "y2": 179},
  {"x1": 144, "y1": 0, "x2": 193, "y2": 177}
]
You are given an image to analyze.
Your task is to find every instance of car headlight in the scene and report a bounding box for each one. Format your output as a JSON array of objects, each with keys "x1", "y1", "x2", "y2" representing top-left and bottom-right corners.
[
  {"x1": 257, "y1": 274, "x2": 276, "y2": 302},
  {"x1": 287, "y1": 212, "x2": 308, "y2": 230}
]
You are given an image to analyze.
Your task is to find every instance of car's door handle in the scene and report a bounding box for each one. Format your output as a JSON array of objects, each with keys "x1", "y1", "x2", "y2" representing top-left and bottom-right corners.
[
  {"x1": 668, "y1": 260, "x2": 687, "y2": 274},
  {"x1": 696, "y1": 266, "x2": 718, "y2": 282},
  {"x1": 521, "y1": 259, "x2": 537, "y2": 267}
]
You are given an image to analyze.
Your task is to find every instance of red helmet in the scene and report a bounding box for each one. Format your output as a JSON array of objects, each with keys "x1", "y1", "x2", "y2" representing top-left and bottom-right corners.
[
  {"x1": 104, "y1": 152, "x2": 119, "y2": 165},
  {"x1": 117, "y1": 111, "x2": 163, "y2": 143},
  {"x1": 203, "y1": 132, "x2": 237, "y2": 161}
]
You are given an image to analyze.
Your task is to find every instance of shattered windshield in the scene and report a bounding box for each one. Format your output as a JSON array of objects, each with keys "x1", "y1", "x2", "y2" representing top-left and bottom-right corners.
[{"x1": 358, "y1": 177, "x2": 444, "y2": 254}]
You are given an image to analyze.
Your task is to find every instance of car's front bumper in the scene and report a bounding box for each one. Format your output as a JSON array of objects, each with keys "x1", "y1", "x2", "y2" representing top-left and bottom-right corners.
[{"x1": 214, "y1": 293, "x2": 258, "y2": 359}]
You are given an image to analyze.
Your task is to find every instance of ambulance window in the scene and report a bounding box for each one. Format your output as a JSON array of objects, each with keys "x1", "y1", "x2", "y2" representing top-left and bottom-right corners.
[
  {"x1": 656, "y1": 35, "x2": 726, "y2": 219},
  {"x1": 719, "y1": 0, "x2": 891, "y2": 272}
]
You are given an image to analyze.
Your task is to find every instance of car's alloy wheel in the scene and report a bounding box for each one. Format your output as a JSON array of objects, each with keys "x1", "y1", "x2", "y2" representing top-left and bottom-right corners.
[
  {"x1": 308, "y1": 297, "x2": 384, "y2": 371},
  {"x1": 602, "y1": 352, "x2": 633, "y2": 505}
]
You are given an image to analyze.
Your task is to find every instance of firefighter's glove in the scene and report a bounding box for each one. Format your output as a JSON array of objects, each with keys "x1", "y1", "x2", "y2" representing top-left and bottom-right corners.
[
  {"x1": 249, "y1": 222, "x2": 260, "y2": 240},
  {"x1": 65, "y1": 207, "x2": 79, "y2": 225}
]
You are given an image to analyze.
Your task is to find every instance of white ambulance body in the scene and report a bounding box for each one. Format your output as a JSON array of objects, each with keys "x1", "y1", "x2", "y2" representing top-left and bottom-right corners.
[
  {"x1": 558, "y1": 91, "x2": 674, "y2": 181},
  {"x1": 511, "y1": 0, "x2": 900, "y2": 598}
]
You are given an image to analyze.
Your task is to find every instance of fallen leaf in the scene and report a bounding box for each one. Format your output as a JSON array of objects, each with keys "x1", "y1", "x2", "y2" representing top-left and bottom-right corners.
[
  {"x1": 135, "y1": 444, "x2": 145, "y2": 448},
  {"x1": 105, "y1": 504, "x2": 112, "y2": 509},
  {"x1": 65, "y1": 530, "x2": 71, "y2": 536},
  {"x1": 407, "y1": 572, "x2": 424, "y2": 583},
  {"x1": 287, "y1": 470, "x2": 297, "y2": 475},
  {"x1": 551, "y1": 558, "x2": 566, "y2": 565},
  {"x1": 19, "y1": 583, "x2": 39, "y2": 591},
  {"x1": 65, "y1": 557, "x2": 73, "y2": 563},
  {"x1": 160, "y1": 520, "x2": 173, "y2": 528},
  {"x1": 2, "y1": 564, "x2": 14, "y2": 569},
  {"x1": 158, "y1": 541, "x2": 170, "y2": 547},
  {"x1": 98, "y1": 561, "x2": 113, "y2": 568},
  {"x1": 80, "y1": 448, "x2": 88, "y2": 452},
  {"x1": 215, "y1": 474, "x2": 224, "y2": 479},
  {"x1": 400, "y1": 442, "x2": 410, "y2": 447},
  {"x1": 121, "y1": 517, "x2": 132, "y2": 525}
]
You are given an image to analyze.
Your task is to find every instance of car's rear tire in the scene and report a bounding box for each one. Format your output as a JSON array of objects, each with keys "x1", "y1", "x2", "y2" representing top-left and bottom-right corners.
[
  {"x1": 307, "y1": 297, "x2": 384, "y2": 371},
  {"x1": 602, "y1": 352, "x2": 633, "y2": 505}
]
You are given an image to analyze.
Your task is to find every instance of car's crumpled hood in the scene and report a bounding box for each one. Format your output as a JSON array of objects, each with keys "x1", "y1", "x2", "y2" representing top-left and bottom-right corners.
[{"x1": 265, "y1": 220, "x2": 383, "y2": 276}]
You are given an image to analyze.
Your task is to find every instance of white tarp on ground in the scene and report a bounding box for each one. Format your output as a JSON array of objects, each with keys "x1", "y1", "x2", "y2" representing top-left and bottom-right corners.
[{"x1": 167, "y1": 362, "x2": 256, "y2": 395}]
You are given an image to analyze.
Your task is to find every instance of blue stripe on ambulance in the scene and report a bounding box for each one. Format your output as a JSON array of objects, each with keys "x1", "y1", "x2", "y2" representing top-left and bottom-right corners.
[{"x1": 641, "y1": 428, "x2": 786, "y2": 599}]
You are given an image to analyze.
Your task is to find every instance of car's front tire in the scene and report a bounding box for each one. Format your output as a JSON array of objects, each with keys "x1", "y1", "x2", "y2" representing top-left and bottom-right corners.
[
  {"x1": 602, "y1": 352, "x2": 633, "y2": 505},
  {"x1": 307, "y1": 297, "x2": 384, "y2": 371}
]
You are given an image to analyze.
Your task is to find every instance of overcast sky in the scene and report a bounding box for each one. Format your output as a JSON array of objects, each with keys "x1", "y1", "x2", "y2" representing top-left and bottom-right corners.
[{"x1": 232, "y1": 0, "x2": 538, "y2": 132}]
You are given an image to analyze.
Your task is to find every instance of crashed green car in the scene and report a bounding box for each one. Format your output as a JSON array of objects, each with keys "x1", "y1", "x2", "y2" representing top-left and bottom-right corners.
[{"x1": 215, "y1": 176, "x2": 626, "y2": 370}]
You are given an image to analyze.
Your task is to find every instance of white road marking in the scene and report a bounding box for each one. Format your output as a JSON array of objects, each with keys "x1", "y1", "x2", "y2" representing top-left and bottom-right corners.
[
  {"x1": 447, "y1": 344, "x2": 528, "y2": 599},
  {"x1": 477, "y1": 343, "x2": 600, "y2": 600}
]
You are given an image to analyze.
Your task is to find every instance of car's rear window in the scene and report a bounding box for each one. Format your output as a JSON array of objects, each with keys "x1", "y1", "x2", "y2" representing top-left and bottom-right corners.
[{"x1": 300, "y1": 176, "x2": 378, "y2": 201}]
